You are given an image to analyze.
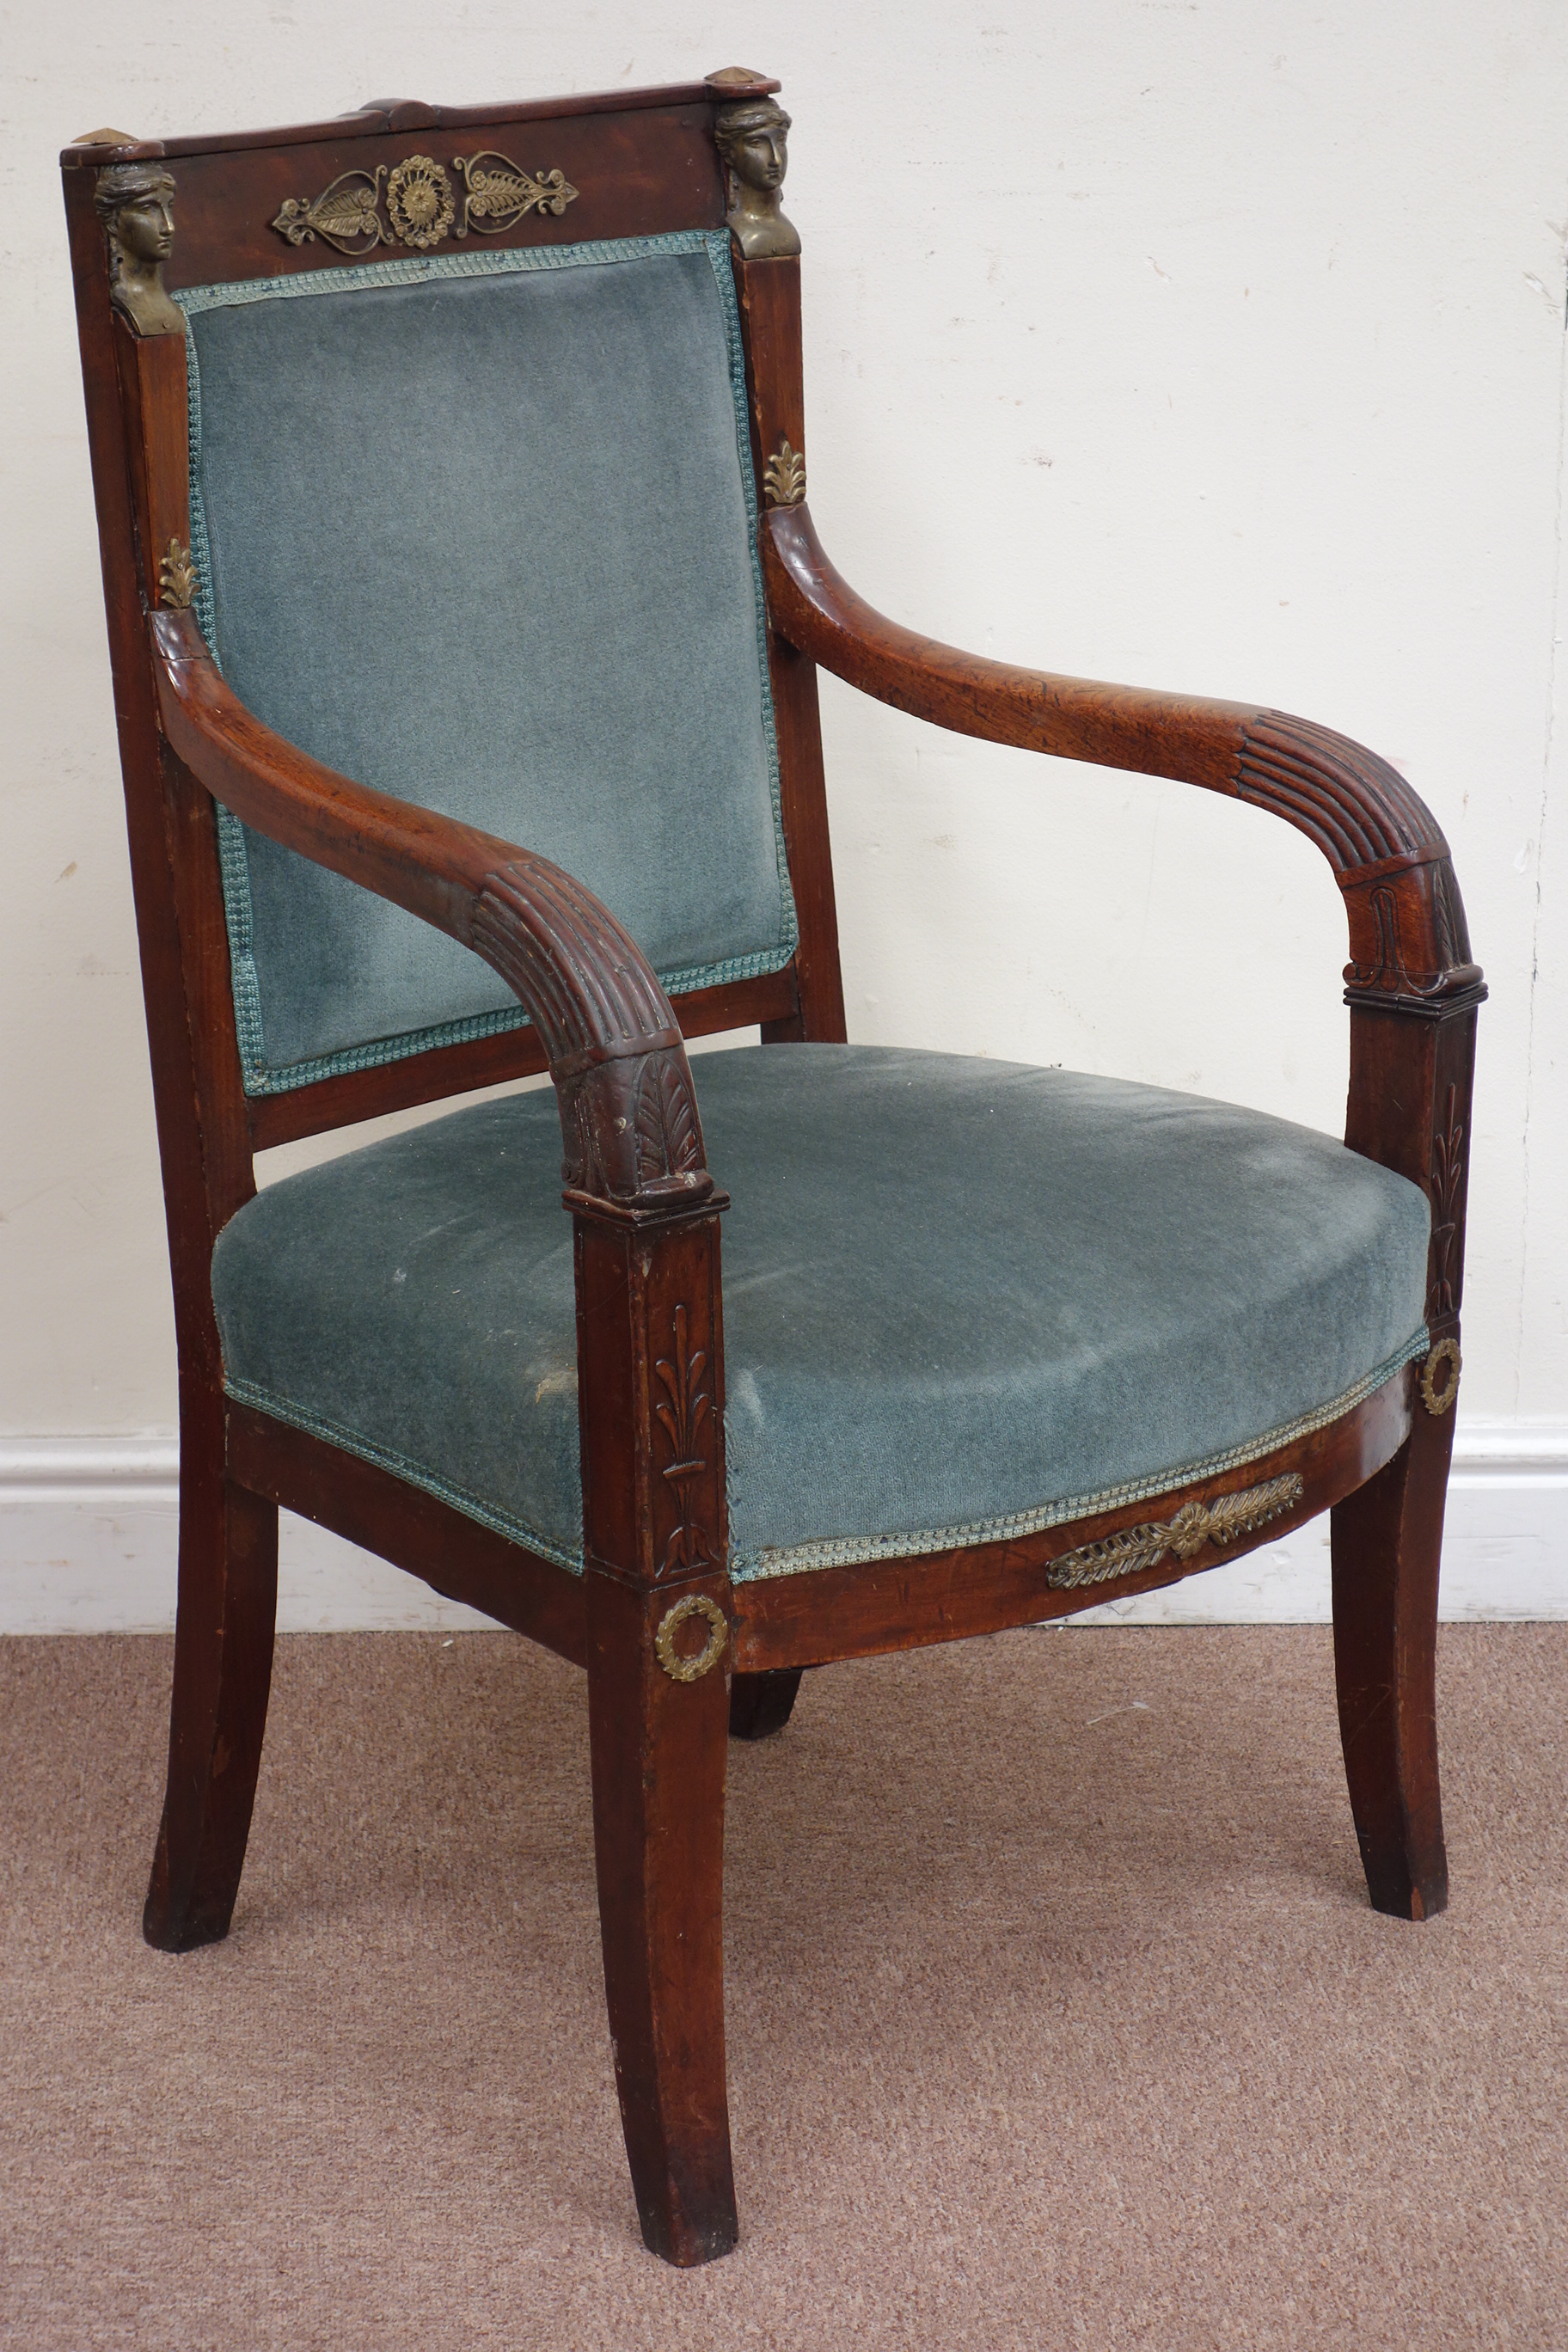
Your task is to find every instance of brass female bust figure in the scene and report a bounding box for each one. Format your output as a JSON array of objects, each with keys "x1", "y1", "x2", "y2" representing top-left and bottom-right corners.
[
  {"x1": 713, "y1": 95, "x2": 800, "y2": 260},
  {"x1": 94, "y1": 160, "x2": 183, "y2": 336}
]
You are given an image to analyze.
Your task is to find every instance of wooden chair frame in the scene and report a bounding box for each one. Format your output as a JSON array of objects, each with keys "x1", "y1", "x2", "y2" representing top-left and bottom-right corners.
[{"x1": 63, "y1": 70, "x2": 1483, "y2": 2267}]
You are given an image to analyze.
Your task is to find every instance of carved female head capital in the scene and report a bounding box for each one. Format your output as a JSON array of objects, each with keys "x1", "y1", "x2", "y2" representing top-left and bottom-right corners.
[
  {"x1": 713, "y1": 96, "x2": 800, "y2": 260},
  {"x1": 94, "y1": 161, "x2": 184, "y2": 336}
]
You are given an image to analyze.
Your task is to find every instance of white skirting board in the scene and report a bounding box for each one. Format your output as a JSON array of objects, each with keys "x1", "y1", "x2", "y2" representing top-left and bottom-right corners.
[{"x1": 0, "y1": 1424, "x2": 1564, "y2": 1635}]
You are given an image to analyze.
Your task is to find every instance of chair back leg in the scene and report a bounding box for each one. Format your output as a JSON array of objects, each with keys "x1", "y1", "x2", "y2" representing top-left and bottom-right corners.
[
  {"x1": 1329, "y1": 1406, "x2": 1453, "y2": 1920},
  {"x1": 587, "y1": 1569, "x2": 738, "y2": 2265},
  {"x1": 144, "y1": 1390, "x2": 279, "y2": 1952},
  {"x1": 729, "y1": 1665, "x2": 804, "y2": 1740}
]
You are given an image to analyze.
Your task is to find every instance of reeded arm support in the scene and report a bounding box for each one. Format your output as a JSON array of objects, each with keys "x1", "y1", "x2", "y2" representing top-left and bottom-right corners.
[
  {"x1": 149, "y1": 608, "x2": 711, "y2": 1210},
  {"x1": 763, "y1": 506, "x2": 1483, "y2": 1011}
]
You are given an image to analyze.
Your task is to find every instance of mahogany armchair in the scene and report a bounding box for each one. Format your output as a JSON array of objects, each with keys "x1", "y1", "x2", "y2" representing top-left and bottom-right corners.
[{"x1": 64, "y1": 70, "x2": 1482, "y2": 2267}]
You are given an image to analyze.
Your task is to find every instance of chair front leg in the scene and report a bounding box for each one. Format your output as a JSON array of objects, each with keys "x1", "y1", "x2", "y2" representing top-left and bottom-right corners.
[
  {"x1": 144, "y1": 1384, "x2": 278, "y2": 1952},
  {"x1": 588, "y1": 1568, "x2": 736, "y2": 2263},
  {"x1": 1329, "y1": 1400, "x2": 1452, "y2": 1920},
  {"x1": 574, "y1": 1196, "x2": 738, "y2": 2265}
]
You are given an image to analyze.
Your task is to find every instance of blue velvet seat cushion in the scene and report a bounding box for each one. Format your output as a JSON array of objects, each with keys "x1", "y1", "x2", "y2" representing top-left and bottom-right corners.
[
  {"x1": 178, "y1": 233, "x2": 795, "y2": 1094},
  {"x1": 211, "y1": 1045, "x2": 1431, "y2": 1582}
]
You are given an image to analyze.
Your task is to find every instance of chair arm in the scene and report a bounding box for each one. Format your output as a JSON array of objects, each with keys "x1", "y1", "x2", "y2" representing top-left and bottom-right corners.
[
  {"x1": 763, "y1": 507, "x2": 1483, "y2": 1008},
  {"x1": 149, "y1": 608, "x2": 714, "y2": 1210}
]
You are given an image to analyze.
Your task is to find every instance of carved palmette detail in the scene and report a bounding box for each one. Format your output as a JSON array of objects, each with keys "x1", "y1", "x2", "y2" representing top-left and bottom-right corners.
[
  {"x1": 157, "y1": 539, "x2": 197, "y2": 610},
  {"x1": 654, "y1": 1303, "x2": 714, "y2": 1577},
  {"x1": 1045, "y1": 1472, "x2": 1305, "y2": 1591},
  {"x1": 452, "y1": 154, "x2": 579, "y2": 232},
  {"x1": 763, "y1": 439, "x2": 806, "y2": 507},
  {"x1": 1427, "y1": 1081, "x2": 1465, "y2": 1319},
  {"x1": 271, "y1": 152, "x2": 579, "y2": 255}
]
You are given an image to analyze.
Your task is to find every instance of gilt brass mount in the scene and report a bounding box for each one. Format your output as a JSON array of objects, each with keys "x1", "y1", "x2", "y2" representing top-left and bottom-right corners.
[
  {"x1": 1046, "y1": 1472, "x2": 1306, "y2": 1591},
  {"x1": 95, "y1": 160, "x2": 184, "y2": 337},
  {"x1": 711, "y1": 75, "x2": 799, "y2": 260},
  {"x1": 271, "y1": 151, "x2": 579, "y2": 255},
  {"x1": 654, "y1": 1593, "x2": 729, "y2": 1684},
  {"x1": 157, "y1": 540, "x2": 198, "y2": 610},
  {"x1": 452, "y1": 155, "x2": 579, "y2": 232},
  {"x1": 1420, "y1": 1335, "x2": 1461, "y2": 1417},
  {"x1": 763, "y1": 440, "x2": 806, "y2": 507}
]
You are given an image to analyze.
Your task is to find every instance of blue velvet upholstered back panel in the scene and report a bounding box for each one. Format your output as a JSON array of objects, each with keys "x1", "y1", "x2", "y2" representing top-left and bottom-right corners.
[{"x1": 178, "y1": 235, "x2": 796, "y2": 1093}]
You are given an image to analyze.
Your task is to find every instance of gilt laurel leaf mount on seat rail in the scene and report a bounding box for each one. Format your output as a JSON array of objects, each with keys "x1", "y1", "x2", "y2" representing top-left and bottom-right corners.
[
  {"x1": 271, "y1": 153, "x2": 579, "y2": 255},
  {"x1": 1046, "y1": 1471, "x2": 1305, "y2": 1590}
]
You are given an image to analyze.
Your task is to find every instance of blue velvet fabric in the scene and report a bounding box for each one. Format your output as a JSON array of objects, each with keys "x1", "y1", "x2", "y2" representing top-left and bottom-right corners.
[
  {"x1": 211, "y1": 1045, "x2": 1432, "y2": 1582},
  {"x1": 178, "y1": 236, "x2": 795, "y2": 1093}
]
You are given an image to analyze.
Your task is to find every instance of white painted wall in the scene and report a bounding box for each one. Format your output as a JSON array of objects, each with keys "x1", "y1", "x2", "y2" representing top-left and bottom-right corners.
[{"x1": 3, "y1": 2, "x2": 1564, "y2": 1627}]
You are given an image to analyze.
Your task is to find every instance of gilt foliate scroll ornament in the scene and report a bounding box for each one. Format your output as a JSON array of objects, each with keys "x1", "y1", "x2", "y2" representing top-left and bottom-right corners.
[
  {"x1": 1046, "y1": 1472, "x2": 1305, "y2": 1591},
  {"x1": 158, "y1": 540, "x2": 198, "y2": 610},
  {"x1": 272, "y1": 151, "x2": 579, "y2": 255},
  {"x1": 711, "y1": 78, "x2": 800, "y2": 260},
  {"x1": 654, "y1": 1592, "x2": 729, "y2": 1684},
  {"x1": 95, "y1": 160, "x2": 185, "y2": 337},
  {"x1": 1420, "y1": 1335, "x2": 1461, "y2": 1417},
  {"x1": 385, "y1": 155, "x2": 456, "y2": 249},
  {"x1": 271, "y1": 168, "x2": 389, "y2": 255},
  {"x1": 452, "y1": 155, "x2": 579, "y2": 232},
  {"x1": 763, "y1": 440, "x2": 806, "y2": 507}
]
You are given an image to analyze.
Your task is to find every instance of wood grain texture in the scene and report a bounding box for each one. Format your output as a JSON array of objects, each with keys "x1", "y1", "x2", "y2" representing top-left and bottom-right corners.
[
  {"x1": 225, "y1": 1401, "x2": 588, "y2": 1666},
  {"x1": 143, "y1": 1389, "x2": 278, "y2": 1954},
  {"x1": 574, "y1": 1199, "x2": 737, "y2": 2262},
  {"x1": 1330, "y1": 1403, "x2": 1455, "y2": 1920},
  {"x1": 70, "y1": 103, "x2": 726, "y2": 291},
  {"x1": 587, "y1": 1567, "x2": 736, "y2": 2264},
  {"x1": 732, "y1": 256, "x2": 847, "y2": 1043},
  {"x1": 151, "y1": 609, "x2": 714, "y2": 1213},
  {"x1": 62, "y1": 84, "x2": 720, "y2": 166},
  {"x1": 762, "y1": 505, "x2": 1484, "y2": 1008}
]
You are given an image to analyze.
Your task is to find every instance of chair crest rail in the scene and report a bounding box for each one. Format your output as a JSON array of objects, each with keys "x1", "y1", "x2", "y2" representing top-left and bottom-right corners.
[{"x1": 149, "y1": 608, "x2": 713, "y2": 1210}]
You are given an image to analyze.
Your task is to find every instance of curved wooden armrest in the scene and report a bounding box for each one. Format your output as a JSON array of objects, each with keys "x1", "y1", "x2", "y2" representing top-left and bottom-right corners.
[
  {"x1": 150, "y1": 608, "x2": 713, "y2": 1212},
  {"x1": 764, "y1": 507, "x2": 1484, "y2": 1009}
]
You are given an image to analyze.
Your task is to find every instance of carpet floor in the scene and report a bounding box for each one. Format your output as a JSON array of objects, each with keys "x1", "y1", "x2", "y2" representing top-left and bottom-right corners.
[{"x1": 1, "y1": 1624, "x2": 1564, "y2": 2349}]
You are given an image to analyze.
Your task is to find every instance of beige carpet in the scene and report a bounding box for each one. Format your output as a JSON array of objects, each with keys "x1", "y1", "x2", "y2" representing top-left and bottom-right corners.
[{"x1": 2, "y1": 1625, "x2": 1564, "y2": 2349}]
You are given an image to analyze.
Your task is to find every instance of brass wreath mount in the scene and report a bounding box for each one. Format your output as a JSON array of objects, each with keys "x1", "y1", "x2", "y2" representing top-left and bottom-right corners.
[
  {"x1": 653, "y1": 1593, "x2": 729, "y2": 1683},
  {"x1": 1420, "y1": 1335, "x2": 1461, "y2": 1416}
]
